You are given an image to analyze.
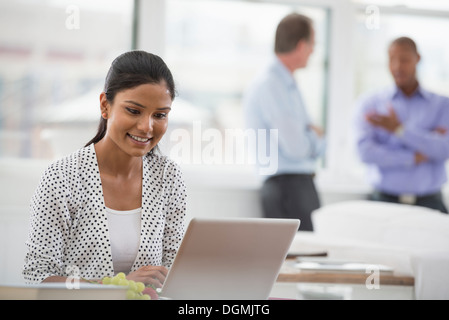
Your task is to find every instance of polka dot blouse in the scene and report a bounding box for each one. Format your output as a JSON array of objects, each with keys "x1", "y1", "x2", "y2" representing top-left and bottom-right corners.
[{"x1": 23, "y1": 144, "x2": 187, "y2": 284}]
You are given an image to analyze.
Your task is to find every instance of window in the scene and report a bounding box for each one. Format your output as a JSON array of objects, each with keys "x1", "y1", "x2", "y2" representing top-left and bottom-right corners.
[
  {"x1": 354, "y1": 7, "x2": 449, "y2": 98},
  {"x1": 163, "y1": 0, "x2": 330, "y2": 168},
  {"x1": 0, "y1": 0, "x2": 134, "y2": 159}
]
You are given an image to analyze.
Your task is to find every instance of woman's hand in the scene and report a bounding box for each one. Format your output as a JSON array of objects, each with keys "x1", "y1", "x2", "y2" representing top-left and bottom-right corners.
[{"x1": 127, "y1": 265, "x2": 168, "y2": 288}]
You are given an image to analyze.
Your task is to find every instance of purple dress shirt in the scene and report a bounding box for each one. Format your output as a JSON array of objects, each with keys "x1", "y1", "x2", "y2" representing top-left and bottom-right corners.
[{"x1": 354, "y1": 85, "x2": 449, "y2": 196}]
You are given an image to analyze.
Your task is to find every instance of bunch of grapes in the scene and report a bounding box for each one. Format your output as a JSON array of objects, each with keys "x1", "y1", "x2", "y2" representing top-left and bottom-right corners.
[{"x1": 100, "y1": 272, "x2": 158, "y2": 300}]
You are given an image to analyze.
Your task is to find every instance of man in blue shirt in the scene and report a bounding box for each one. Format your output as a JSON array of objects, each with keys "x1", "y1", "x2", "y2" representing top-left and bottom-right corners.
[
  {"x1": 355, "y1": 37, "x2": 449, "y2": 213},
  {"x1": 243, "y1": 13, "x2": 325, "y2": 230}
]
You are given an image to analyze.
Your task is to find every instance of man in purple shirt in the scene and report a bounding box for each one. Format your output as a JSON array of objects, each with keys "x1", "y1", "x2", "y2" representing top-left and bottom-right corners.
[{"x1": 355, "y1": 36, "x2": 449, "y2": 213}]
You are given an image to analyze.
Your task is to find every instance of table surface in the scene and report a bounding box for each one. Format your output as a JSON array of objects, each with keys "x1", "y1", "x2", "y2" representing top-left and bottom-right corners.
[{"x1": 277, "y1": 259, "x2": 415, "y2": 286}]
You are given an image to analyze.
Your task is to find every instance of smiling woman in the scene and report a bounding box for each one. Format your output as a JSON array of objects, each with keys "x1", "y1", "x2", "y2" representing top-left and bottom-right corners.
[
  {"x1": 22, "y1": 51, "x2": 187, "y2": 288},
  {"x1": 96, "y1": 84, "x2": 172, "y2": 158}
]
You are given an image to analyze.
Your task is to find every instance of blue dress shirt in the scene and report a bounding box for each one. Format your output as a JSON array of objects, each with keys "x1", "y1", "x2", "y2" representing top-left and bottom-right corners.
[
  {"x1": 354, "y1": 85, "x2": 449, "y2": 195},
  {"x1": 243, "y1": 57, "x2": 325, "y2": 178}
]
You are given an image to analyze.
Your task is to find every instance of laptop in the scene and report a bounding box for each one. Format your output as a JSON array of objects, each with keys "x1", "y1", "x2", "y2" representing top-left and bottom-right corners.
[{"x1": 159, "y1": 217, "x2": 300, "y2": 300}]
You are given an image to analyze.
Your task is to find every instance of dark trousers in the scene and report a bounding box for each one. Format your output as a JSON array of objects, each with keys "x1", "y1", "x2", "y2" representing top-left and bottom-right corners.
[
  {"x1": 260, "y1": 174, "x2": 320, "y2": 231},
  {"x1": 369, "y1": 190, "x2": 448, "y2": 214}
]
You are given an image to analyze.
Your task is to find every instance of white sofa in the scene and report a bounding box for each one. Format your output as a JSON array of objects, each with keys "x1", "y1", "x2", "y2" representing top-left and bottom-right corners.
[{"x1": 289, "y1": 200, "x2": 449, "y2": 300}]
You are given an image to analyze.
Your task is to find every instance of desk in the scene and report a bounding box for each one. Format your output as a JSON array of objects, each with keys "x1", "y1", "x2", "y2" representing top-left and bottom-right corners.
[
  {"x1": 277, "y1": 259, "x2": 414, "y2": 286},
  {"x1": 272, "y1": 259, "x2": 415, "y2": 299}
]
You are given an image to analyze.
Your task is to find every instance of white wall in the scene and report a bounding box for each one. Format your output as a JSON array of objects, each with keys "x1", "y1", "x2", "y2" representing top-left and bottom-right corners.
[{"x1": 0, "y1": 159, "x2": 49, "y2": 285}]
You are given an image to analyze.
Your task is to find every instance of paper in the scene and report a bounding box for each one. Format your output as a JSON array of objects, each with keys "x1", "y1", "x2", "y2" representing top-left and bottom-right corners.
[{"x1": 294, "y1": 257, "x2": 394, "y2": 274}]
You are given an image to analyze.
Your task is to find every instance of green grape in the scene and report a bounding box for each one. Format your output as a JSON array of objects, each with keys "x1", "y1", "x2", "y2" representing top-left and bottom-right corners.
[
  {"x1": 100, "y1": 274, "x2": 152, "y2": 300},
  {"x1": 111, "y1": 276, "x2": 121, "y2": 285},
  {"x1": 116, "y1": 272, "x2": 126, "y2": 279},
  {"x1": 102, "y1": 276, "x2": 111, "y2": 285},
  {"x1": 128, "y1": 280, "x2": 137, "y2": 292},
  {"x1": 126, "y1": 290, "x2": 137, "y2": 300},
  {"x1": 118, "y1": 278, "x2": 129, "y2": 286},
  {"x1": 135, "y1": 281, "x2": 145, "y2": 293}
]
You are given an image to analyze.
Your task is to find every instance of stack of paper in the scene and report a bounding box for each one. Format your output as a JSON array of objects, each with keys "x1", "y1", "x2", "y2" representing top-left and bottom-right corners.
[{"x1": 294, "y1": 257, "x2": 394, "y2": 274}]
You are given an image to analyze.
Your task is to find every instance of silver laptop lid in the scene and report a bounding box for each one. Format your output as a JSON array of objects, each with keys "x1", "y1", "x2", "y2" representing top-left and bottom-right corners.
[{"x1": 160, "y1": 217, "x2": 300, "y2": 300}]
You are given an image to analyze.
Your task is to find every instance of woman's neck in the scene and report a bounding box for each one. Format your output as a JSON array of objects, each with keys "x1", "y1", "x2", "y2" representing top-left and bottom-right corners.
[{"x1": 94, "y1": 139, "x2": 141, "y2": 179}]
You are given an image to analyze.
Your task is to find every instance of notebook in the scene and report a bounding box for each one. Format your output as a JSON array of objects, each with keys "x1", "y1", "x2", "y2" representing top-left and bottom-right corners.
[{"x1": 159, "y1": 217, "x2": 300, "y2": 300}]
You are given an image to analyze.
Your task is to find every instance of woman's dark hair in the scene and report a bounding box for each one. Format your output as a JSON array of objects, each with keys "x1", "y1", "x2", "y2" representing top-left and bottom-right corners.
[{"x1": 85, "y1": 50, "x2": 176, "y2": 148}]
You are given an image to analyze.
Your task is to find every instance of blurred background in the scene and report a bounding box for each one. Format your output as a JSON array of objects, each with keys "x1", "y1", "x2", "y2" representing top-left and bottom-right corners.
[{"x1": 1, "y1": 0, "x2": 449, "y2": 283}]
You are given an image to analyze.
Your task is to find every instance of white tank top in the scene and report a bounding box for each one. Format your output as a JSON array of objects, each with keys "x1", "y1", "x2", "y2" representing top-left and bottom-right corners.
[{"x1": 106, "y1": 207, "x2": 142, "y2": 274}]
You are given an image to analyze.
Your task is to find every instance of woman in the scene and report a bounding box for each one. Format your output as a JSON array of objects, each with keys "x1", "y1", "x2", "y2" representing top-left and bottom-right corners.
[{"x1": 23, "y1": 51, "x2": 186, "y2": 288}]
